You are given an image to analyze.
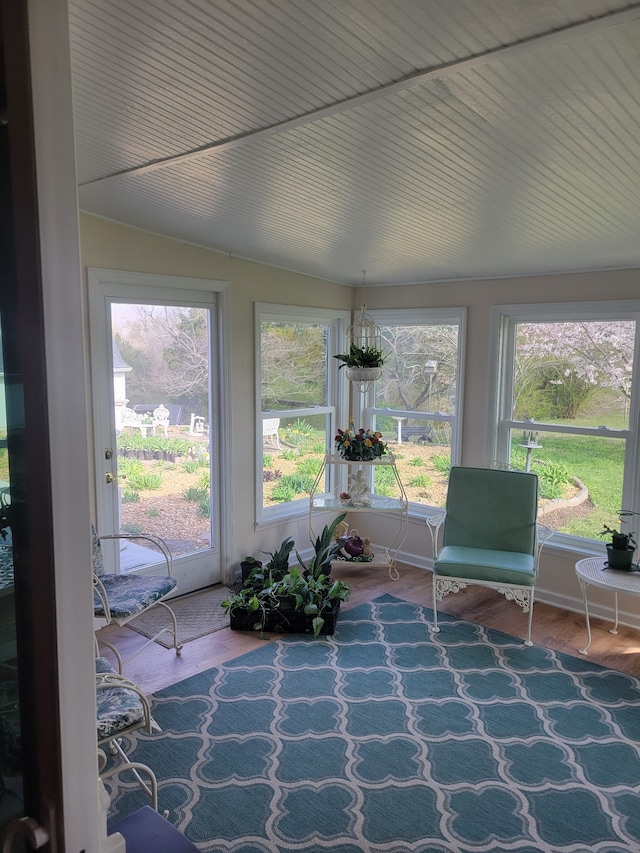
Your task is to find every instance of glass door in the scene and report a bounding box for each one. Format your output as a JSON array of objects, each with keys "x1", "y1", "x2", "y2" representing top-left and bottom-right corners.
[{"x1": 90, "y1": 278, "x2": 222, "y2": 594}]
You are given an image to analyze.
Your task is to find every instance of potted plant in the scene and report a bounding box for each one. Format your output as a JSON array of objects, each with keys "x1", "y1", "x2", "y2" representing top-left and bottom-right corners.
[
  {"x1": 223, "y1": 518, "x2": 351, "y2": 636},
  {"x1": 221, "y1": 563, "x2": 350, "y2": 637},
  {"x1": 333, "y1": 343, "x2": 384, "y2": 383},
  {"x1": 240, "y1": 535, "x2": 295, "y2": 582},
  {"x1": 599, "y1": 510, "x2": 639, "y2": 571}
]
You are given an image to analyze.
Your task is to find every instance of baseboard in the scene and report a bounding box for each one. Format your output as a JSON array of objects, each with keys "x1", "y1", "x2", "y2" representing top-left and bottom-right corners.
[{"x1": 394, "y1": 547, "x2": 640, "y2": 633}]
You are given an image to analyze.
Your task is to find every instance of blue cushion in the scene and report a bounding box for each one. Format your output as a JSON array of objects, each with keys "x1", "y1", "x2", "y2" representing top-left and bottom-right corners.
[
  {"x1": 96, "y1": 658, "x2": 147, "y2": 740},
  {"x1": 91, "y1": 524, "x2": 105, "y2": 577},
  {"x1": 94, "y1": 574, "x2": 177, "y2": 619},
  {"x1": 434, "y1": 545, "x2": 536, "y2": 586}
]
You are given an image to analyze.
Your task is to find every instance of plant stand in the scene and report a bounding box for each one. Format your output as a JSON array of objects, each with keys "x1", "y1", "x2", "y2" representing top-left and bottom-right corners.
[{"x1": 309, "y1": 453, "x2": 408, "y2": 581}]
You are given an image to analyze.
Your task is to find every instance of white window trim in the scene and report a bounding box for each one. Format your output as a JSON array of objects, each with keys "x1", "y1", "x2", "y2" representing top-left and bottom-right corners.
[
  {"x1": 255, "y1": 303, "x2": 350, "y2": 526},
  {"x1": 488, "y1": 299, "x2": 640, "y2": 554},
  {"x1": 365, "y1": 307, "x2": 467, "y2": 518}
]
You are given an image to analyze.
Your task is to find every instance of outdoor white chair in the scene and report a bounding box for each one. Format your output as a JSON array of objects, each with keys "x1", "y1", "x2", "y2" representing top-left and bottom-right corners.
[
  {"x1": 92, "y1": 525, "x2": 182, "y2": 669},
  {"x1": 263, "y1": 417, "x2": 281, "y2": 449},
  {"x1": 152, "y1": 404, "x2": 170, "y2": 438}
]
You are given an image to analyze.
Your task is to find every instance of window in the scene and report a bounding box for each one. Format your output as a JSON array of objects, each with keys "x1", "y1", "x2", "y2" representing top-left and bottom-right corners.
[
  {"x1": 491, "y1": 302, "x2": 640, "y2": 548},
  {"x1": 364, "y1": 309, "x2": 466, "y2": 512},
  {"x1": 256, "y1": 304, "x2": 349, "y2": 522}
]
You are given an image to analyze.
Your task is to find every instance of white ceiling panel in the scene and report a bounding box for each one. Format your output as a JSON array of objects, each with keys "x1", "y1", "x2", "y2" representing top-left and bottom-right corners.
[{"x1": 70, "y1": 0, "x2": 640, "y2": 285}]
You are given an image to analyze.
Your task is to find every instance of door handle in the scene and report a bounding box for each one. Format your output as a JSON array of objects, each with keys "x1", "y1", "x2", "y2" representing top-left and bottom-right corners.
[
  {"x1": 105, "y1": 472, "x2": 126, "y2": 484},
  {"x1": 1, "y1": 816, "x2": 49, "y2": 851}
]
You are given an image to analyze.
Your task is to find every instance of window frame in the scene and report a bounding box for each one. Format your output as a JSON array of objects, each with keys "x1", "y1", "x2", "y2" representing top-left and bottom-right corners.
[
  {"x1": 363, "y1": 307, "x2": 467, "y2": 517},
  {"x1": 255, "y1": 303, "x2": 350, "y2": 526},
  {"x1": 488, "y1": 299, "x2": 640, "y2": 554}
]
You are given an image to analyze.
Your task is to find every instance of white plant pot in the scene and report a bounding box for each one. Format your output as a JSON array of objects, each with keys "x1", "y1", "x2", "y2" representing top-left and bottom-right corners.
[{"x1": 345, "y1": 367, "x2": 382, "y2": 382}]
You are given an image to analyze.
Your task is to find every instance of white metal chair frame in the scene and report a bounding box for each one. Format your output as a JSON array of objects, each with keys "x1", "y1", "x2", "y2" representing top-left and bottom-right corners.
[
  {"x1": 93, "y1": 531, "x2": 182, "y2": 670},
  {"x1": 426, "y1": 511, "x2": 553, "y2": 647},
  {"x1": 96, "y1": 666, "x2": 160, "y2": 811}
]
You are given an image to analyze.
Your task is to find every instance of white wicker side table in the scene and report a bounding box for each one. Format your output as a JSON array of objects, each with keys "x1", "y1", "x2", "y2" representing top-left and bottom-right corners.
[{"x1": 575, "y1": 556, "x2": 640, "y2": 655}]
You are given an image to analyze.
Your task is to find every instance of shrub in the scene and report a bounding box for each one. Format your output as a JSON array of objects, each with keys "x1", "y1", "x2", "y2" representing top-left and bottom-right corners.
[
  {"x1": 283, "y1": 418, "x2": 313, "y2": 447},
  {"x1": 534, "y1": 459, "x2": 570, "y2": 500},
  {"x1": 118, "y1": 458, "x2": 144, "y2": 479},
  {"x1": 409, "y1": 473, "x2": 432, "y2": 489},
  {"x1": 130, "y1": 471, "x2": 163, "y2": 491},
  {"x1": 183, "y1": 486, "x2": 208, "y2": 502},
  {"x1": 431, "y1": 454, "x2": 451, "y2": 474},
  {"x1": 281, "y1": 449, "x2": 298, "y2": 461},
  {"x1": 277, "y1": 473, "x2": 315, "y2": 495},
  {"x1": 122, "y1": 488, "x2": 140, "y2": 503},
  {"x1": 296, "y1": 457, "x2": 323, "y2": 477},
  {"x1": 263, "y1": 454, "x2": 273, "y2": 469},
  {"x1": 408, "y1": 456, "x2": 423, "y2": 467},
  {"x1": 271, "y1": 481, "x2": 296, "y2": 502},
  {"x1": 183, "y1": 459, "x2": 205, "y2": 474},
  {"x1": 197, "y1": 498, "x2": 210, "y2": 518}
]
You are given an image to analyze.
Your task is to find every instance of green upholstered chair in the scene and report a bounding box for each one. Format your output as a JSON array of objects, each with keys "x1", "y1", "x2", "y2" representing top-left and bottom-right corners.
[{"x1": 426, "y1": 466, "x2": 549, "y2": 646}]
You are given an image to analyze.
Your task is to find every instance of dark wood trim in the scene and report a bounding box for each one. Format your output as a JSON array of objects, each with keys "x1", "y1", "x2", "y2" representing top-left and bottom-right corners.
[{"x1": 0, "y1": 1, "x2": 63, "y2": 848}]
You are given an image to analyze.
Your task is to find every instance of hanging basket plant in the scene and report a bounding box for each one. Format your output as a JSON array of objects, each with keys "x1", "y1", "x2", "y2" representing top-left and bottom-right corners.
[
  {"x1": 335, "y1": 272, "x2": 385, "y2": 392},
  {"x1": 345, "y1": 366, "x2": 383, "y2": 383}
]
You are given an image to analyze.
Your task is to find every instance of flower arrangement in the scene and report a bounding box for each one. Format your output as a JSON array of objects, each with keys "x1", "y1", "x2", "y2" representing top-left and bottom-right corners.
[{"x1": 335, "y1": 420, "x2": 387, "y2": 461}]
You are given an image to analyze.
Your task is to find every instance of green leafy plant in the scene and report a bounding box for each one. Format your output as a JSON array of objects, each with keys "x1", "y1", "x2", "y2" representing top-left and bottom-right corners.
[
  {"x1": 408, "y1": 457, "x2": 424, "y2": 467},
  {"x1": 284, "y1": 418, "x2": 313, "y2": 447},
  {"x1": 599, "y1": 510, "x2": 639, "y2": 551},
  {"x1": 409, "y1": 473, "x2": 432, "y2": 489},
  {"x1": 261, "y1": 536, "x2": 296, "y2": 573},
  {"x1": 333, "y1": 343, "x2": 384, "y2": 369},
  {"x1": 431, "y1": 454, "x2": 451, "y2": 474},
  {"x1": 121, "y1": 488, "x2": 140, "y2": 503},
  {"x1": 221, "y1": 561, "x2": 350, "y2": 638}
]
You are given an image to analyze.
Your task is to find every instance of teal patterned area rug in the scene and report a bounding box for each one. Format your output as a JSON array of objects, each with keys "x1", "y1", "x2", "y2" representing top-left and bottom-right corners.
[{"x1": 105, "y1": 595, "x2": 640, "y2": 852}]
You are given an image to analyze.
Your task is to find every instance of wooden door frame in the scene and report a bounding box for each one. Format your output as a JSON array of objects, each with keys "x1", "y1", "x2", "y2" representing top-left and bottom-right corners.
[{"x1": 0, "y1": 1, "x2": 63, "y2": 847}]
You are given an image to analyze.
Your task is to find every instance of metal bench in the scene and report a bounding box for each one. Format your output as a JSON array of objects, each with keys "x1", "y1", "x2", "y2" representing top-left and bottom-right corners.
[{"x1": 396, "y1": 425, "x2": 434, "y2": 444}]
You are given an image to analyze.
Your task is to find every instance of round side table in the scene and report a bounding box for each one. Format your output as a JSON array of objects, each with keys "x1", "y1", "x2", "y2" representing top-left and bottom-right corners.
[{"x1": 575, "y1": 556, "x2": 640, "y2": 655}]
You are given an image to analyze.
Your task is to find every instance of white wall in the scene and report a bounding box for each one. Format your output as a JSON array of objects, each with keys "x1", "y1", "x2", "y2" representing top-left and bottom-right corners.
[
  {"x1": 79, "y1": 214, "x2": 640, "y2": 633},
  {"x1": 79, "y1": 214, "x2": 353, "y2": 568},
  {"x1": 363, "y1": 269, "x2": 640, "y2": 628}
]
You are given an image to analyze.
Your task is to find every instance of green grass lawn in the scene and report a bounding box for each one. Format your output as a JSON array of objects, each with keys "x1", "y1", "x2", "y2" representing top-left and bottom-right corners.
[{"x1": 512, "y1": 427, "x2": 625, "y2": 540}]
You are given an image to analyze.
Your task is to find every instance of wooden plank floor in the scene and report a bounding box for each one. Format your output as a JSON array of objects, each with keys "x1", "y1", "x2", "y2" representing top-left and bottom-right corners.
[{"x1": 96, "y1": 563, "x2": 640, "y2": 694}]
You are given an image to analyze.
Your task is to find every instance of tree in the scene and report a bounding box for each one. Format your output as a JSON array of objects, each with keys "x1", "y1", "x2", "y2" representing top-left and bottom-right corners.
[
  {"x1": 376, "y1": 325, "x2": 459, "y2": 413},
  {"x1": 114, "y1": 306, "x2": 210, "y2": 413},
  {"x1": 261, "y1": 322, "x2": 327, "y2": 408},
  {"x1": 514, "y1": 321, "x2": 634, "y2": 419}
]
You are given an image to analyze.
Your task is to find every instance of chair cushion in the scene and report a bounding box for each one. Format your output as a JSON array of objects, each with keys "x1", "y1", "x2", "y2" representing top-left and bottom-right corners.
[
  {"x1": 443, "y1": 467, "x2": 538, "y2": 555},
  {"x1": 91, "y1": 524, "x2": 105, "y2": 577},
  {"x1": 434, "y1": 545, "x2": 536, "y2": 586},
  {"x1": 94, "y1": 574, "x2": 177, "y2": 619},
  {"x1": 96, "y1": 659, "x2": 146, "y2": 740}
]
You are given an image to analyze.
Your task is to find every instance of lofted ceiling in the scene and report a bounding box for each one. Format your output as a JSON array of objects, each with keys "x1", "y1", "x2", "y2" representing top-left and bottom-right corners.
[{"x1": 69, "y1": 0, "x2": 640, "y2": 287}]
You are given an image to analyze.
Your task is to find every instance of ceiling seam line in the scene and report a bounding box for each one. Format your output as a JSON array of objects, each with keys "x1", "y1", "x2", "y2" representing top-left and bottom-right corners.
[{"x1": 78, "y1": 2, "x2": 640, "y2": 188}]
